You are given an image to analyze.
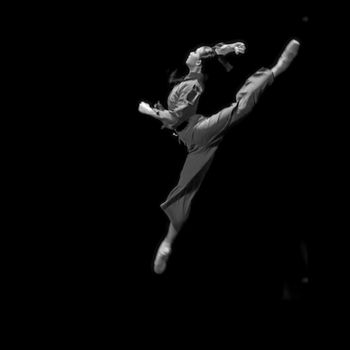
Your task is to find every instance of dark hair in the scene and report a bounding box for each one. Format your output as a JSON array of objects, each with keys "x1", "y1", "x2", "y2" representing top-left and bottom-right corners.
[
  {"x1": 199, "y1": 46, "x2": 221, "y2": 81},
  {"x1": 168, "y1": 46, "x2": 222, "y2": 86}
]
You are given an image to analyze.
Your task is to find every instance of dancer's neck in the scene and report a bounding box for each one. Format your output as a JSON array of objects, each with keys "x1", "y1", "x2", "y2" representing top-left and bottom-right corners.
[{"x1": 189, "y1": 66, "x2": 202, "y2": 74}]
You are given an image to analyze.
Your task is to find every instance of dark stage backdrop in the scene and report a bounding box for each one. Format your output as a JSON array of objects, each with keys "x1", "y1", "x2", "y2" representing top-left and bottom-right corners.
[{"x1": 41, "y1": 5, "x2": 322, "y2": 322}]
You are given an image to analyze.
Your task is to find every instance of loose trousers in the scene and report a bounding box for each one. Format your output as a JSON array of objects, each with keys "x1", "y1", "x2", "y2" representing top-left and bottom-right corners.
[{"x1": 160, "y1": 68, "x2": 274, "y2": 231}]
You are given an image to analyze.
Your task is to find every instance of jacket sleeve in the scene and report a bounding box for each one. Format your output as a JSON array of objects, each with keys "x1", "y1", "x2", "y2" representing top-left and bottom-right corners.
[
  {"x1": 156, "y1": 81, "x2": 202, "y2": 129},
  {"x1": 212, "y1": 42, "x2": 234, "y2": 72}
]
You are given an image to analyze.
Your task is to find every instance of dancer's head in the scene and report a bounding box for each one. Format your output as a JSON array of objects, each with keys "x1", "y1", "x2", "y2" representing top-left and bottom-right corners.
[
  {"x1": 168, "y1": 45, "x2": 229, "y2": 86},
  {"x1": 185, "y1": 46, "x2": 216, "y2": 72}
]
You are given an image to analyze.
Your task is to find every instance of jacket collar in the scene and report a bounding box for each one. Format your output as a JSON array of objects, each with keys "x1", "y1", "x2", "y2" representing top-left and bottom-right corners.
[{"x1": 183, "y1": 71, "x2": 204, "y2": 83}]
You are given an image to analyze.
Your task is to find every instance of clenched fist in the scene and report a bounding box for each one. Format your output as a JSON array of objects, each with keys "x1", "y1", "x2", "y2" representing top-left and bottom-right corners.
[{"x1": 215, "y1": 42, "x2": 246, "y2": 56}]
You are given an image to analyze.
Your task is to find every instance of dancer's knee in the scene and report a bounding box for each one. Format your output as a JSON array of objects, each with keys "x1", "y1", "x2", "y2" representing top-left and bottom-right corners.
[{"x1": 236, "y1": 91, "x2": 257, "y2": 116}]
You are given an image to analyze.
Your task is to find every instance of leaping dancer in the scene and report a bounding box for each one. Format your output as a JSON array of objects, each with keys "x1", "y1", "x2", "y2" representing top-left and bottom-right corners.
[{"x1": 138, "y1": 39, "x2": 300, "y2": 274}]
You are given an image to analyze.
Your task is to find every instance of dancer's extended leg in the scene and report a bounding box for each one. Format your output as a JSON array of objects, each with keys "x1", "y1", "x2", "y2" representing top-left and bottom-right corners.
[{"x1": 193, "y1": 39, "x2": 301, "y2": 147}]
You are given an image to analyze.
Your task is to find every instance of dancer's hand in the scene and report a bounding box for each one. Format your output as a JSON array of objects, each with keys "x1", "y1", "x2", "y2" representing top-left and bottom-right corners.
[
  {"x1": 138, "y1": 101, "x2": 157, "y2": 117},
  {"x1": 216, "y1": 42, "x2": 246, "y2": 56},
  {"x1": 232, "y1": 42, "x2": 246, "y2": 55}
]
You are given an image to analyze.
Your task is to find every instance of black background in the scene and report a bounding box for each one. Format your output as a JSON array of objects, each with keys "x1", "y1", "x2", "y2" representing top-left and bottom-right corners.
[{"x1": 20, "y1": 4, "x2": 332, "y2": 334}]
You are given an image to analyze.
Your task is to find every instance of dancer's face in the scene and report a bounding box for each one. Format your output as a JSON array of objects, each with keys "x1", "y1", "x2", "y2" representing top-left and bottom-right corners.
[{"x1": 185, "y1": 47, "x2": 207, "y2": 68}]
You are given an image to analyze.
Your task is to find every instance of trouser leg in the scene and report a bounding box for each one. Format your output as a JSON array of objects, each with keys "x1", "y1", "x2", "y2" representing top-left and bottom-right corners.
[
  {"x1": 160, "y1": 69, "x2": 273, "y2": 239},
  {"x1": 192, "y1": 68, "x2": 274, "y2": 147},
  {"x1": 163, "y1": 222, "x2": 178, "y2": 245},
  {"x1": 160, "y1": 147, "x2": 217, "y2": 233}
]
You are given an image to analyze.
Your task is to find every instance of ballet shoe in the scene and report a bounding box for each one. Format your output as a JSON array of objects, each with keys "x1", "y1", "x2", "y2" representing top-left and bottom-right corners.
[
  {"x1": 154, "y1": 241, "x2": 171, "y2": 274},
  {"x1": 272, "y1": 39, "x2": 300, "y2": 76}
]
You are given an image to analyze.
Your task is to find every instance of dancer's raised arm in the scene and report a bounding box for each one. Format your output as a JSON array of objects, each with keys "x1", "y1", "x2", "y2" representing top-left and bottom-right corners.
[{"x1": 214, "y1": 41, "x2": 246, "y2": 56}]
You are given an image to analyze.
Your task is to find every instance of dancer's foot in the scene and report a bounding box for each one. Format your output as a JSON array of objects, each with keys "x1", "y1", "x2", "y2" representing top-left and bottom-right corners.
[
  {"x1": 154, "y1": 241, "x2": 171, "y2": 274},
  {"x1": 271, "y1": 39, "x2": 300, "y2": 78}
]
